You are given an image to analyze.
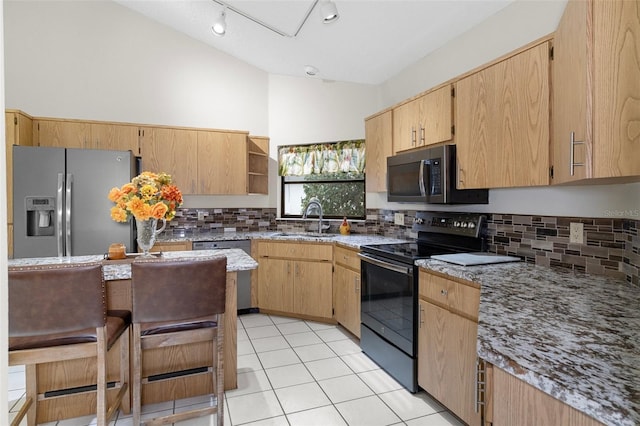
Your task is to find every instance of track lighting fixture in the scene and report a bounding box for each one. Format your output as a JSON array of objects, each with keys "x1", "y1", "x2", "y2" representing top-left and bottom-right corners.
[
  {"x1": 210, "y1": 0, "x2": 339, "y2": 39},
  {"x1": 320, "y1": 1, "x2": 339, "y2": 24},
  {"x1": 211, "y1": 8, "x2": 227, "y2": 36}
]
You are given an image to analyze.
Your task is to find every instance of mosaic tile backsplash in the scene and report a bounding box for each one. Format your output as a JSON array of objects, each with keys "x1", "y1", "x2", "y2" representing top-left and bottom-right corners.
[{"x1": 165, "y1": 207, "x2": 639, "y2": 285}]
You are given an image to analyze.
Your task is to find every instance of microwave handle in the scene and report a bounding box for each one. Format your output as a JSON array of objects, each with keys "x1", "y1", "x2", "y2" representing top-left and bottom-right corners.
[{"x1": 419, "y1": 160, "x2": 428, "y2": 197}]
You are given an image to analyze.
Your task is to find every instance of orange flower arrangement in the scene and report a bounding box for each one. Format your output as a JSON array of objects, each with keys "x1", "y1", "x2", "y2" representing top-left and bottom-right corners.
[{"x1": 108, "y1": 171, "x2": 183, "y2": 222}]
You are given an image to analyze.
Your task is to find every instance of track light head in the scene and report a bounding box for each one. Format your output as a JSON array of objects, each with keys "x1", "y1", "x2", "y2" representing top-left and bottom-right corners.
[
  {"x1": 320, "y1": 1, "x2": 339, "y2": 24},
  {"x1": 211, "y1": 9, "x2": 227, "y2": 36}
]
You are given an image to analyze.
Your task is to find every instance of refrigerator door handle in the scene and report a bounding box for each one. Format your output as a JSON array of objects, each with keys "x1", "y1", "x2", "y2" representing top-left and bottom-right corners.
[
  {"x1": 65, "y1": 173, "x2": 73, "y2": 256},
  {"x1": 56, "y1": 173, "x2": 65, "y2": 257}
]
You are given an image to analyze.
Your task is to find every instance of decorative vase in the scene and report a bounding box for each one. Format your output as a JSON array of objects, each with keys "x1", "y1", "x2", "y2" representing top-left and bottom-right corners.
[{"x1": 136, "y1": 218, "x2": 166, "y2": 257}]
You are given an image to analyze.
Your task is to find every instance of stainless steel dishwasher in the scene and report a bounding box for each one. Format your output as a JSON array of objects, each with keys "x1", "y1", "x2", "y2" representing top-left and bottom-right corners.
[{"x1": 192, "y1": 240, "x2": 252, "y2": 314}]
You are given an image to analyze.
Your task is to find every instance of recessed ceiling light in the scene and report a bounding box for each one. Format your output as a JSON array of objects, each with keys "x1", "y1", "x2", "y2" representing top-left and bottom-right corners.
[{"x1": 304, "y1": 65, "x2": 319, "y2": 76}]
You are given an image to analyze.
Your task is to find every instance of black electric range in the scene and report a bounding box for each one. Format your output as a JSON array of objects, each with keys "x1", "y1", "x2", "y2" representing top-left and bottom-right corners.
[{"x1": 358, "y1": 211, "x2": 486, "y2": 393}]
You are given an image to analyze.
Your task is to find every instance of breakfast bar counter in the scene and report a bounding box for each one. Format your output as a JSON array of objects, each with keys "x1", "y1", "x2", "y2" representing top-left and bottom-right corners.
[{"x1": 8, "y1": 249, "x2": 258, "y2": 422}]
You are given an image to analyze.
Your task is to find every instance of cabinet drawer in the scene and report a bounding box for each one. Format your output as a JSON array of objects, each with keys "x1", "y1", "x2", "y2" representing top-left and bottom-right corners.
[
  {"x1": 419, "y1": 270, "x2": 480, "y2": 321},
  {"x1": 448, "y1": 281, "x2": 480, "y2": 320},
  {"x1": 257, "y1": 241, "x2": 332, "y2": 261},
  {"x1": 334, "y1": 245, "x2": 361, "y2": 271}
]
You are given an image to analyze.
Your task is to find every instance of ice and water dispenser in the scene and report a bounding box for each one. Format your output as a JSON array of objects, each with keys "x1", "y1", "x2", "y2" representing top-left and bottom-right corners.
[{"x1": 25, "y1": 197, "x2": 55, "y2": 236}]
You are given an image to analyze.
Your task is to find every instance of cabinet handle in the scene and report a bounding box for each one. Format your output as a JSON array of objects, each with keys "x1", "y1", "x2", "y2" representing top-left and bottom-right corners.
[
  {"x1": 569, "y1": 132, "x2": 585, "y2": 176},
  {"x1": 420, "y1": 126, "x2": 425, "y2": 145},
  {"x1": 411, "y1": 126, "x2": 416, "y2": 146},
  {"x1": 457, "y1": 165, "x2": 464, "y2": 186},
  {"x1": 354, "y1": 276, "x2": 360, "y2": 293},
  {"x1": 419, "y1": 304, "x2": 424, "y2": 328},
  {"x1": 440, "y1": 289, "x2": 448, "y2": 297}
]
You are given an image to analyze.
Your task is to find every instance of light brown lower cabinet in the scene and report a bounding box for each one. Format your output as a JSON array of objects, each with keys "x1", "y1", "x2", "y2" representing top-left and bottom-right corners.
[
  {"x1": 418, "y1": 270, "x2": 481, "y2": 426},
  {"x1": 488, "y1": 365, "x2": 604, "y2": 426},
  {"x1": 256, "y1": 241, "x2": 333, "y2": 320},
  {"x1": 333, "y1": 245, "x2": 361, "y2": 337}
]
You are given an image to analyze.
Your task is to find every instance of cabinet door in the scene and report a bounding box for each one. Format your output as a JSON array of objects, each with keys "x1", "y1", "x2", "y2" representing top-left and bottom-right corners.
[
  {"x1": 365, "y1": 111, "x2": 392, "y2": 192},
  {"x1": 257, "y1": 258, "x2": 293, "y2": 312},
  {"x1": 293, "y1": 261, "x2": 333, "y2": 319},
  {"x1": 419, "y1": 85, "x2": 453, "y2": 147},
  {"x1": 140, "y1": 127, "x2": 198, "y2": 194},
  {"x1": 392, "y1": 100, "x2": 418, "y2": 153},
  {"x1": 551, "y1": 0, "x2": 591, "y2": 183},
  {"x1": 492, "y1": 367, "x2": 603, "y2": 426},
  {"x1": 334, "y1": 264, "x2": 361, "y2": 337},
  {"x1": 456, "y1": 42, "x2": 550, "y2": 189},
  {"x1": 91, "y1": 123, "x2": 139, "y2": 153},
  {"x1": 592, "y1": 0, "x2": 640, "y2": 178},
  {"x1": 419, "y1": 300, "x2": 447, "y2": 399},
  {"x1": 197, "y1": 131, "x2": 247, "y2": 195},
  {"x1": 35, "y1": 119, "x2": 91, "y2": 149},
  {"x1": 419, "y1": 297, "x2": 481, "y2": 426}
]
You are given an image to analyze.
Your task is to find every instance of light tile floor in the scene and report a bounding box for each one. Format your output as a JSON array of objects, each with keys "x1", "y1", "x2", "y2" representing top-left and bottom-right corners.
[{"x1": 8, "y1": 313, "x2": 465, "y2": 426}]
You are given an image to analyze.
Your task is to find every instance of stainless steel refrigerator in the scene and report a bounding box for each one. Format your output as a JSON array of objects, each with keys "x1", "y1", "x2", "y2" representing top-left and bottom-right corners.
[{"x1": 12, "y1": 146, "x2": 136, "y2": 258}]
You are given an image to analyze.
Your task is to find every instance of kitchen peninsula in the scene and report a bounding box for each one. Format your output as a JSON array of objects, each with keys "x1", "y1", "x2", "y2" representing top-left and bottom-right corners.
[
  {"x1": 8, "y1": 248, "x2": 257, "y2": 423},
  {"x1": 417, "y1": 259, "x2": 640, "y2": 426}
]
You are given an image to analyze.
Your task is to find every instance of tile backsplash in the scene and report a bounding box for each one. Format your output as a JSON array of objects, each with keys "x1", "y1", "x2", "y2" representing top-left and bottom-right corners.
[
  {"x1": 487, "y1": 215, "x2": 639, "y2": 285},
  {"x1": 167, "y1": 207, "x2": 639, "y2": 286}
]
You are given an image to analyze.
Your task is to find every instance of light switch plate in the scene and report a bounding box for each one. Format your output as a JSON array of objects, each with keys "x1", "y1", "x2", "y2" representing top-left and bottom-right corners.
[
  {"x1": 394, "y1": 213, "x2": 405, "y2": 226},
  {"x1": 569, "y1": 222, "x2": 584, "y2": 244}
]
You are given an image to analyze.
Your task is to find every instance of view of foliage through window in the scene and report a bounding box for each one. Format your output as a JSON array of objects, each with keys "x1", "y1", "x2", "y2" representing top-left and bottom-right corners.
[
  {"x1": 281, "y1": 173, "x2": 365, "y2": 219},
  {"x1": 300, "y1": 173, "x2": 365, "y2": 218}
]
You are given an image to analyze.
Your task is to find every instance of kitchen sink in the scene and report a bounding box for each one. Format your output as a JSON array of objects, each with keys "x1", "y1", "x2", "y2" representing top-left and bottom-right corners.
[{"x1": 269, "y1": 232, "x2": 336, "y2": 239}]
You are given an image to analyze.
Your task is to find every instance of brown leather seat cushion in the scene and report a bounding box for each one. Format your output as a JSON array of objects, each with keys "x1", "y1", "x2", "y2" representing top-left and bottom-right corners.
[{"x1": 9, "y1": 310, "x2": 131, "y2": 351}]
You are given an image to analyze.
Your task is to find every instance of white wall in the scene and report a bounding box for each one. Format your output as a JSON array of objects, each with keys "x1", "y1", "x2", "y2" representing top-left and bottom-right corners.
[
  {"x1": 268, "y1": 75, "x2": 379, "y2": 215},
  {"x1": 3, "y1": 0, "x2": 271, "y2": 209},
  {"x1": 370, "y1": 0, "x2": 640, "y2": 219}
]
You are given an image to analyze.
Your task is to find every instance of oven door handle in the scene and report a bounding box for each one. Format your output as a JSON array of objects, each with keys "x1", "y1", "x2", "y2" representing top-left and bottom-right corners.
[{"x1": 359, "y1": 253, "x2": 413, "y2": 275}]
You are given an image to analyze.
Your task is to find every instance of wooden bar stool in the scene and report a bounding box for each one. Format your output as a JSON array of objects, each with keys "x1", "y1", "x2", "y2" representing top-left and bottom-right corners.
[
  {"x1": 8, "y1": 262, "x2": 131, "y2": 426},
  {"x1": 130, "y1": 256, "x2": 227, "y2": 426}
]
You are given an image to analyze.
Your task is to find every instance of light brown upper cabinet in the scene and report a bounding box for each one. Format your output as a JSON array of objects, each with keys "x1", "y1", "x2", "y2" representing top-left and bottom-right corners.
[
  {"x1": 456, "y1": 41, "x2": 550, "y2": 189},
  {"x1": 35, "y1": 119, "x2": 91, "y2": 149},
  {"x1": 247, "y1": 136, "x2": 270, "y2": 194},
  {"x1": 392, "y1": 85, "x2": 453, "y2": 154},
  {"x1": 90, "y1": 123, "x2": 139, "y2": 153},
  {"x1": 552, "y1": 0, "x2": 640, "y2": 184},
  {"x1": 197, "y1": 130, "x2": 249, "y2": 195},
  {"x1": 139, "y1": 127, "x2": 198, "y2": 194},
  {"x1": 364, "y1": 110, "x2": 392, "y2": 192},
  {"x1": 35, "y1": 118, "x2": 139, "y2": 153},
  {"x1": 6, "y1": 110, "x2": 34, "y2": 258}
]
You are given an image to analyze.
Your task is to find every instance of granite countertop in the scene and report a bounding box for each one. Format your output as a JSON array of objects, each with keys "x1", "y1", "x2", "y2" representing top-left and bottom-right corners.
[
  {"x1": 415, "y1": 259, "x2": 640, "y2": 426},
  {"x1": 157, "y1": 230, "x2": 408, "y2": 250},
  {"x1": 7, "y1": 249, "x2": 258, "y2": 281}
]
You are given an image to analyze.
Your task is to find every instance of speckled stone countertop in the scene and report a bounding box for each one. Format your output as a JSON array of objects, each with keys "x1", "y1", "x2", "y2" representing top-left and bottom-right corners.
[
  {"x1": 157, "y1": 230, "x2": 407, "y2": 250},
  {"x1": 8, "y1": 249, "x2": 258, "y2": 281},
  {"x1": 415, "y1": 259, "x2": 640, "y2": 426}
]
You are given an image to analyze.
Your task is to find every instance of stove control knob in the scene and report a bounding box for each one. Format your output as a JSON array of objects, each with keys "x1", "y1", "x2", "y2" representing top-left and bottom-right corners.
[
  {"x1": 414, "y1": 218, "x2": 424, "y2": 225},
  {"x1": 453, "y1": 221, "x2": 460, "y2": 227},
  {"x1": 461, "y1": 222, "x2": 468, "y2": 228},
  {"x1": 468, "y1": 222, "x2": 476, "y2": 229}
]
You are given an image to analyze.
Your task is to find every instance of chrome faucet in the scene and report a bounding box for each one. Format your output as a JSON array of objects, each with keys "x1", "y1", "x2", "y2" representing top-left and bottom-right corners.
[{"x1": 302, "y1": 197, "x2": 324, "y2": 233}]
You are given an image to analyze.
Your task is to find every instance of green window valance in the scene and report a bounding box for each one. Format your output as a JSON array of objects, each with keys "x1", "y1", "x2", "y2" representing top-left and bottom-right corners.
[{"x1": 278, "y1": 140, "x2": 365, "y2": 176}]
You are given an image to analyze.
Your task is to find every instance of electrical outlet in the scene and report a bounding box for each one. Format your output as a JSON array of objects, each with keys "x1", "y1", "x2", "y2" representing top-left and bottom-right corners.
[
  {"x1": 197, "y1": 211, "x2": 208, "y2": 221},
  {"x1": 394, "y1": 213, "x2": 405, "y2": 226},
  {"x1": 569, "y1": 222, "x2": 584, "y2": 244}
]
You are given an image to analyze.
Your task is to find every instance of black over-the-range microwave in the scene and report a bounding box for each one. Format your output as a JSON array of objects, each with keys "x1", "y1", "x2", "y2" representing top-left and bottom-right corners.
[{"x1": 387, "y1": 144, "x2": 488, "y2": 204}]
